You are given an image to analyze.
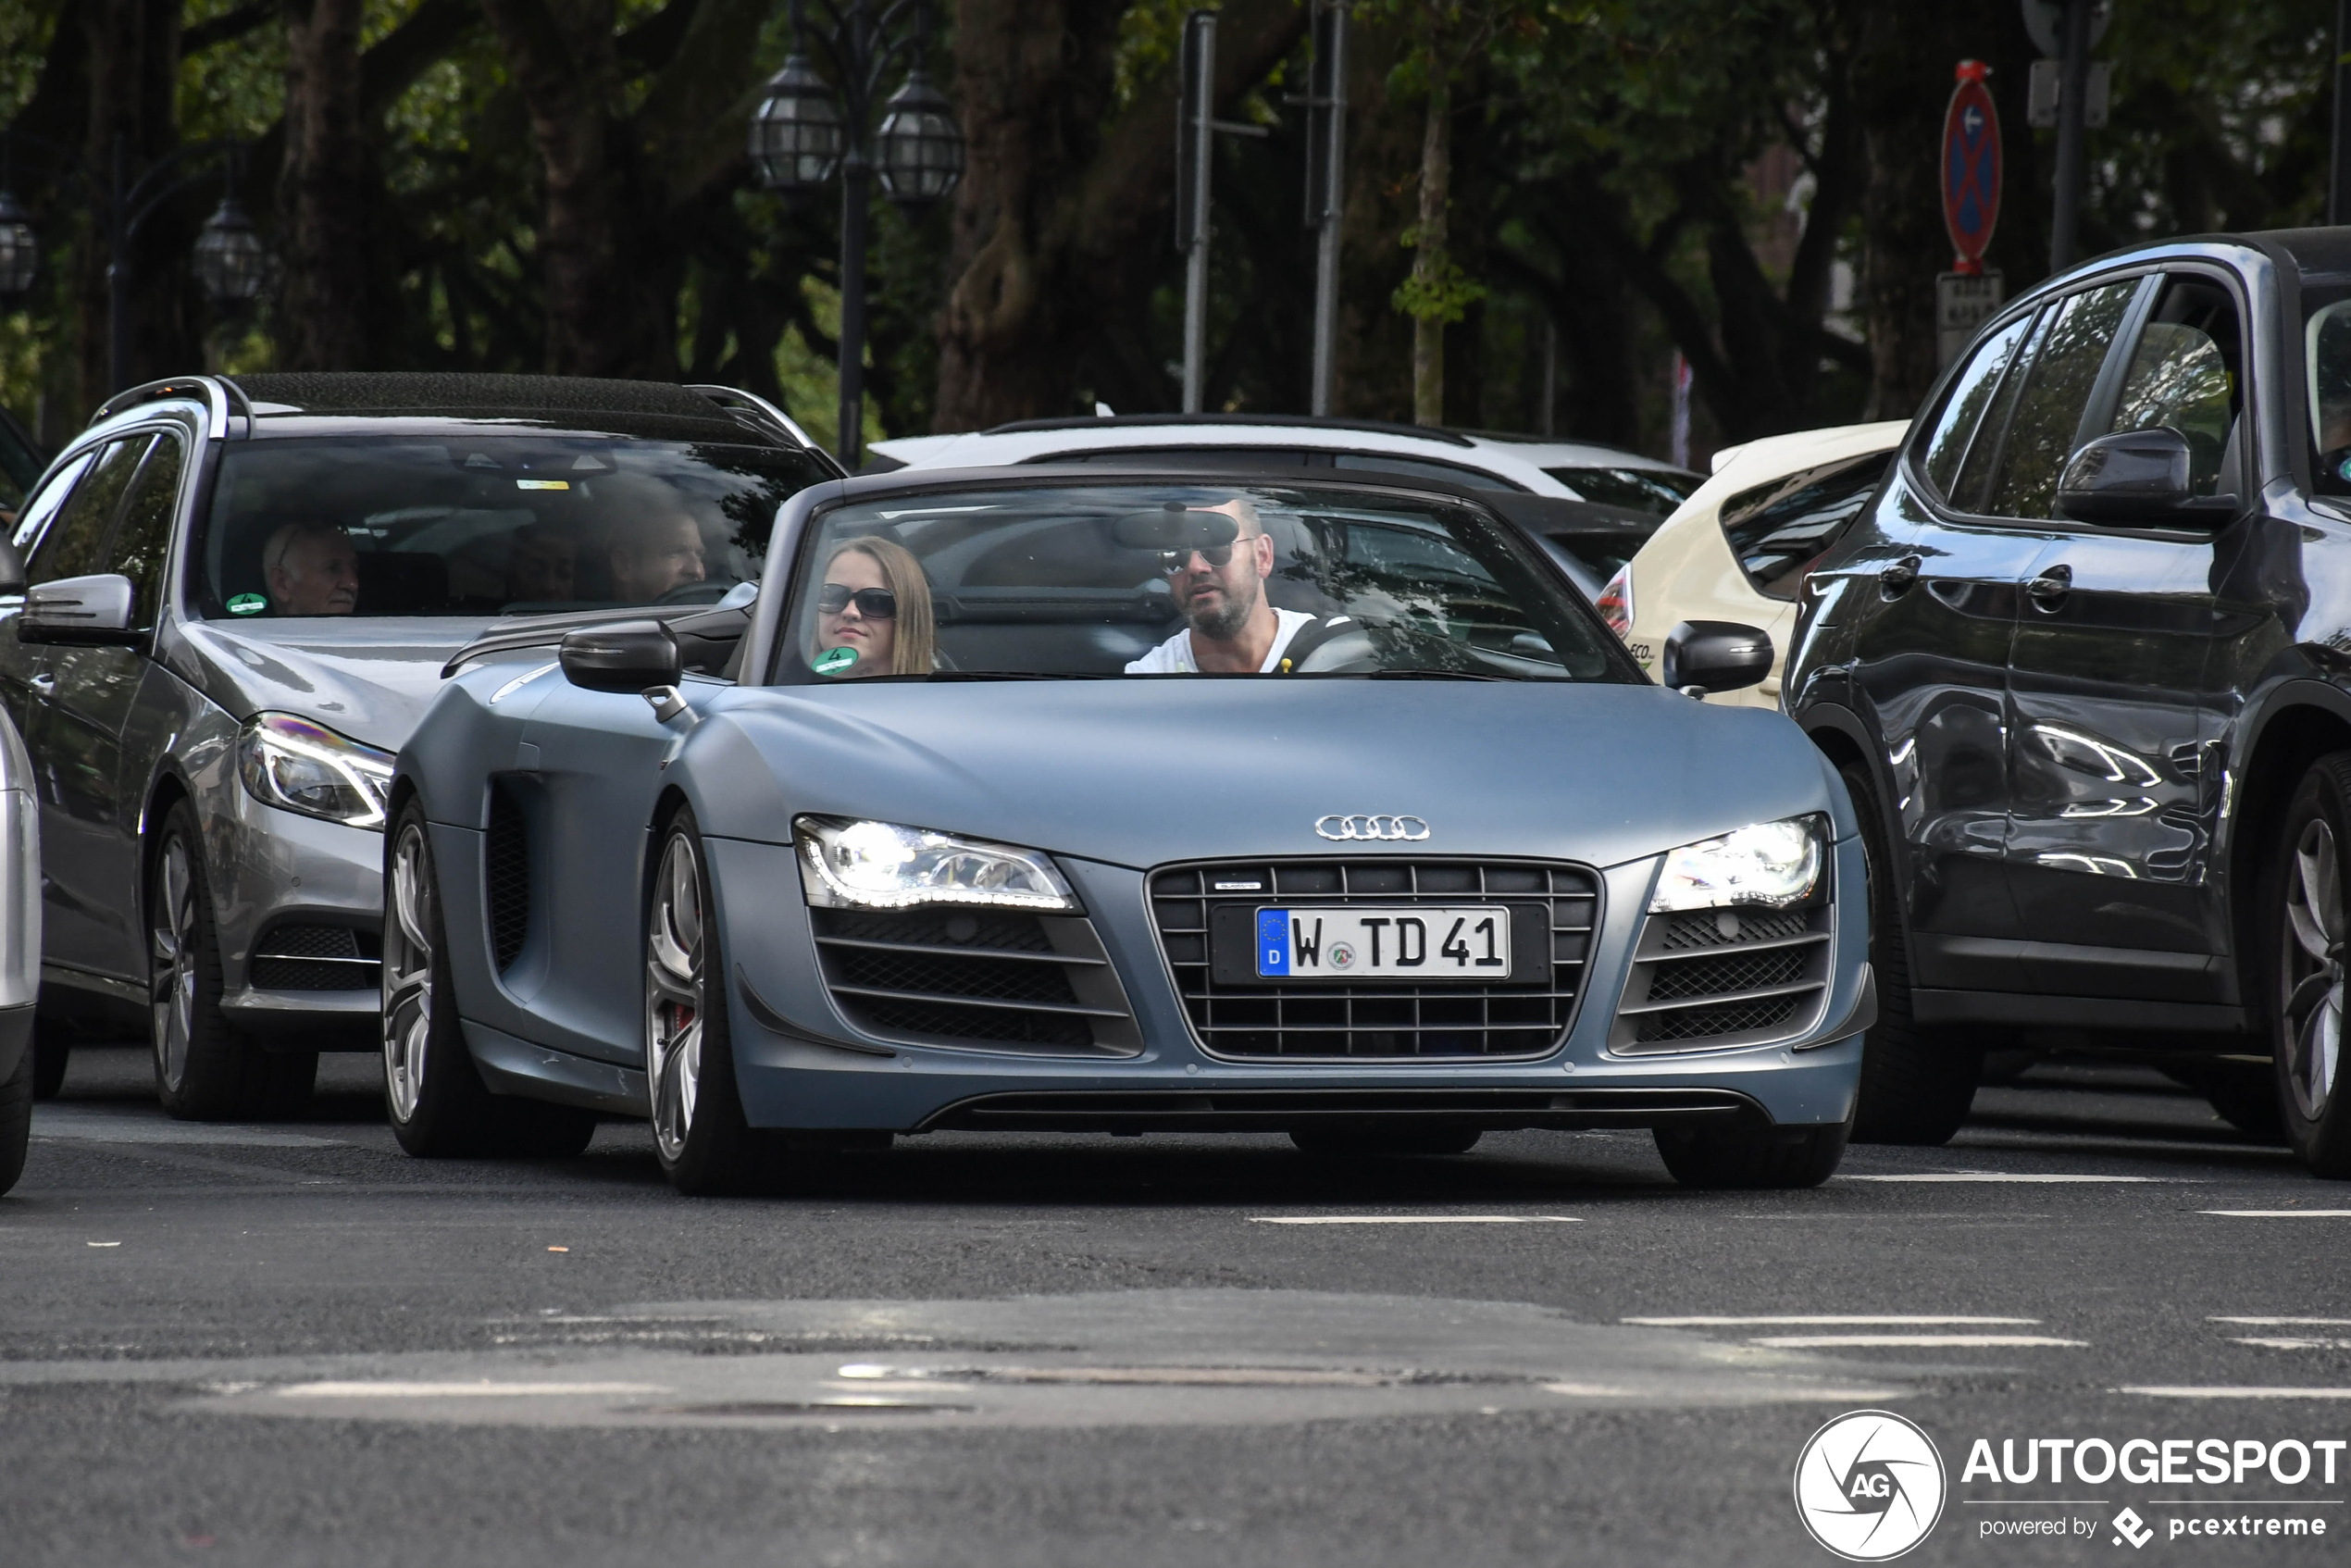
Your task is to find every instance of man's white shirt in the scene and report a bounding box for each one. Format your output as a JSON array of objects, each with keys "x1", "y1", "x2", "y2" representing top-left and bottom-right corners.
[{"x1": 1125, "y1": 608, "x2": 1315, "y2": 674}]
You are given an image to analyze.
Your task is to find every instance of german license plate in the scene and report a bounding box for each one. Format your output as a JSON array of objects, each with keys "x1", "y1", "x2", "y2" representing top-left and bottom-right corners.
[{"x1": 1254, "y1": 907, "x2": 1511, "y2": 980}]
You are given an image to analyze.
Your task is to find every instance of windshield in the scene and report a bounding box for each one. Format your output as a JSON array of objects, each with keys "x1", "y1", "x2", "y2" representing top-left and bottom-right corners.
[
  {"x1": 194, "y1": 436, "x2": 829, "y2": 618},
  {"x1": 1542, "y1": 466, "x2": 1699, "y2": 516},
  {"x1": 2308, "y1": 289, "x2": 2351, "y2": 495},
  {"x1": 778, "y1": 481, "x2": 1628, "y2": 684}
]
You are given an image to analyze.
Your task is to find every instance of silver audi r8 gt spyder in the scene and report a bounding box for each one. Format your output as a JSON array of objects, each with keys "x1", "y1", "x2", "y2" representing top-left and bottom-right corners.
[{"x1": 389, "y1": 468, "x2": 1874, "y2": 1192}]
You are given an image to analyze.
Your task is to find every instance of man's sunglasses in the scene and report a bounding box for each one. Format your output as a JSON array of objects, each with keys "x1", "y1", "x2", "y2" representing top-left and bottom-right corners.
[
  {"x1": 1158, "y1": 541, "x2": 1246, "y2": 572},
  {"x1": 817, "y1": 584, "x2": 898, "y2": 619}
]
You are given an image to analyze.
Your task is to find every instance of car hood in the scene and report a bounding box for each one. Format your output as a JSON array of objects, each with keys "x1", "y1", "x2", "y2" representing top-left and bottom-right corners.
[
  {"x1": 692, "y1": 679, "x2": 1847, "y2": 871},
  {"x1": 173, "y1": 616, "x2": 497, "y2": 751}
]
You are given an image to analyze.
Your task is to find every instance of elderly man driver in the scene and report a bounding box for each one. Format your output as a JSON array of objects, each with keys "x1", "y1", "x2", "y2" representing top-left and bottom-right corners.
[
  {"x1": 1125, "y1": 498, "x2": 1313, "y2": 674},
  {"x1": 262, "y1": 519, "x2": 360, "y2": 616}
]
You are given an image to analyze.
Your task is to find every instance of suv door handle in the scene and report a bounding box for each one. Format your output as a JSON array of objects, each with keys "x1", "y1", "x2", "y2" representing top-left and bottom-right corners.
[
  {"x1": 1878, "y1": 555, "x2": 1921, "y2": 597},
  {"x1": 2027, "y1": 564, "x2": 2072, "y2": 609}
]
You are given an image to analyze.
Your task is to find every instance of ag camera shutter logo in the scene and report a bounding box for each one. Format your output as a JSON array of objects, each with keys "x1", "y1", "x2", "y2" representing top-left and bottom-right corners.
[{"x1": 1793, "y1": 1410, "x2": 1947, "y2": 1561}]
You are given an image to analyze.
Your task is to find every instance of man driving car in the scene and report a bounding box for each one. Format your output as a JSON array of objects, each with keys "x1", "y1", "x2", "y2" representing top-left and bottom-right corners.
[
  {"x1": 262, "y1": 519, "x2": 360, "y2": 616},
  {"x1": 1125, "y1": 498, "x2": 1315, "y2": 673}
]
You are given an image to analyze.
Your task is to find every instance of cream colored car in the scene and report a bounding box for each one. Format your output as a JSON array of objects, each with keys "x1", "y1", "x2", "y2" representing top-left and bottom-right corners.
[{"x1": 1598, "y1": 421, "x2": 1907, "y2": 709}]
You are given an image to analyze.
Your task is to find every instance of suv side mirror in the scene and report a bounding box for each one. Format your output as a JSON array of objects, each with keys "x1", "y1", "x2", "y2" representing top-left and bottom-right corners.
[
  {"x1": 2056, "y1": 428, "x2": 2235, "y2": 524},
  {"x1": 0, "y1": 540, "x2": 23, "y2": 598},
  {"x1": 1661, "y1": 619, "x2": 1773, "y2": 696},
  {"x1": 558, "y1": 618, "x2": 681, "y2": 693},
  {"x1": 19, "y1": 573, "x2": 141, "y2": 646}
]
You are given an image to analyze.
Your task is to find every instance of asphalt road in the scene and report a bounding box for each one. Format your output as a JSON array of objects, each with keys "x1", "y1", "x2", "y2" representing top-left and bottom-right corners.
[{"x1": 4, "y1": 1043, "x2": 2348, "y2": 1567}]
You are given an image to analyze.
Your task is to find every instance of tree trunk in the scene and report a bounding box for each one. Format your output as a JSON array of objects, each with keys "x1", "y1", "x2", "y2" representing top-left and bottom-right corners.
[
  {"x1": 477, "y1": 0, "x2": 663, "y2": 377},
  {"x1": 935, "y1": 0, "x2": 1306, "y2": 429},
  {"x1": 1410, "y1": 65, "x2": 1449, "y2": 427},
  {"x1": 278, "y1": 0, "x2": 373, "y2": 369}
]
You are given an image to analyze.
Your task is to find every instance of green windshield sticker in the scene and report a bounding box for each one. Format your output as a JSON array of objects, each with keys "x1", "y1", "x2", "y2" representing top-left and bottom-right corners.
[
  {"x1": 812, "y1": 646, "x2": 859, "y2": 677},
  {"x1": 227, "y1": 593, "x2": 267, "y2": 616}
]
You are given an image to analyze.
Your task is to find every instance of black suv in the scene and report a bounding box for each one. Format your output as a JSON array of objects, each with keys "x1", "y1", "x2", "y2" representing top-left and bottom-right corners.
[{"x1": 1787, "y1": 230, "x2": 2351, "y2": 1175}]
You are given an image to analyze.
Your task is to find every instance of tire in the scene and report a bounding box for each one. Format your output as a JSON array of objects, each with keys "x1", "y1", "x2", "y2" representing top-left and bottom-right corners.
[
  {"x1": 0, "y1": 1030, "x2": 30, "y2": 1197},
  {"x1": 1654, "y1": 1114, "x2": 1850, "y2": 1189},
  {"x1": 149, "y1": 800, "x2": 316, "y2": 1120},
  {"x1": 1289, "y1": 1126, "x2": 1482, "y2": 1157},
  {"x1": 382, "y1": 803, "x2": 596, "y2": 1160},
  {"x1": 2262, "y1": 754, "x2": 2351, "y2": 1177},
  {"x1": 1839, "y1": 759, "x2": 1981, "y2": 1144},
  {"x1": 31, "y1": 1020, "x2": 69, "y2": 1101},
  {"x1": 645, "y1": 808, "x2": 777, "y2": 1194}
]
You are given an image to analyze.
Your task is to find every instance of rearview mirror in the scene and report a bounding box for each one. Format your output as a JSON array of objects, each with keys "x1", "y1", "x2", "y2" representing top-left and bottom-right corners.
[
  {"x1": 558, "y1": 619, "x2": 681, "y2": 693},
  {"x1": 20, "y1": 573, "x2": 141, "y2": 646},
  {"x1": 1111, "y1": 504, "x2": 1240, "y2": 552},
  {"x1": 2056, "y1": 428, "x2": 2234, "y2": 524},
  {"x1": 1661, "y1": 620, "x2": 1773, "y2": 696}
]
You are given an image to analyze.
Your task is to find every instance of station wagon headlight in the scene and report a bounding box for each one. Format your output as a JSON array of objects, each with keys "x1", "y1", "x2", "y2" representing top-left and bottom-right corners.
[
  {"x1": 237, "y1": 714, "x2": 396, "y2": 829},
  {"x1": 795, "y1": 815, "x2": 1078, "y2": 912},
  {"x1": 1650, "y1": 815, "x2": 1824, "y2": 912}
]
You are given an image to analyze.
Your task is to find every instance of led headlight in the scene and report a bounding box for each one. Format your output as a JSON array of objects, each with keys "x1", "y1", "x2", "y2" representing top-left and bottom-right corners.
[
  {"x1": 1650, "y1": 815, "x2": 1824, "y2": 912},
  {"x1": 795, "y1": 815, "x2": 1077, "y2": 912},
  {"x1": 237, "y1": 713, "x2": 396, "y2": 829}
]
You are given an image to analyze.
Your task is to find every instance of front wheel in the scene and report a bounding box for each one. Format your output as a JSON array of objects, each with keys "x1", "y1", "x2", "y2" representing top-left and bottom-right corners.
[
  {"x1": 645, "y1": 809, "x2": 776, "y2": 1194},
  {"x1": 1839, "y1": 760, "x2": 1979, "y2": 1144},
  {"x1": 1654, "y1": 1115, "x2": 1849, "y2": 1189},
  {"x1": 150, "y1": 801, "x2": 315, "y2": 1119},
  {"x1": 2265, "y1": 755, "x2": 2351, "y2": 1177}
]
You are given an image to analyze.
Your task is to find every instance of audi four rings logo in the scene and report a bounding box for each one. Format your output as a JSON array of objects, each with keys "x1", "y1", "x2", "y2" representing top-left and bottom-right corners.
[{"x1": 1313, "y1": 815, "x2": 1430, "y2": 841}]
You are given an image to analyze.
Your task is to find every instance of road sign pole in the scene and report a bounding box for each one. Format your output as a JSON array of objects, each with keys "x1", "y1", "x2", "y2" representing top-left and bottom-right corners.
[
  {"x1": 2049, "y1": 0, "x2": 2092, "y2": 270},
  {"x1": 1177, "y1": 11, "x2": 1215, "y2": 415}
]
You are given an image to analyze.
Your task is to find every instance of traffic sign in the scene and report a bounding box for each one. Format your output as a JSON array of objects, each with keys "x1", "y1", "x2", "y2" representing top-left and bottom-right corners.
[
  {"x1": 1941, "y1": 62, "x2": 2001, "y2": 274},
  {"x1": 2021, "y1": 0, "x2": 2110, "y2": 57}
]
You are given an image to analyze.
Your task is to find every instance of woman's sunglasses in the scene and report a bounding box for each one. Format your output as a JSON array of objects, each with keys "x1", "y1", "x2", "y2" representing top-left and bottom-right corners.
[{"x1": 818, "y1": 584, "x2": 898, "y2": 619}]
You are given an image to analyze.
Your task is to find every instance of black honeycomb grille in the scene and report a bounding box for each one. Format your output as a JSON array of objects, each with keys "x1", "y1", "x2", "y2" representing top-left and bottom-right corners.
[
  {"x1": 486, "y1": 782, "x2": 529, "y2": 970},
  {"x1": 1616, "y1": 902, "x2": 1831, "y2": 1052},
  {"x1": 1149, "y1": 859, "x2": 1598, "y2": 1060},
  {"x1": 250, "y1": 924, "x2": 380, "y2": 990},
  {"x1": 812, "y1": 907, "x2": 1127, "y2": 1053}
]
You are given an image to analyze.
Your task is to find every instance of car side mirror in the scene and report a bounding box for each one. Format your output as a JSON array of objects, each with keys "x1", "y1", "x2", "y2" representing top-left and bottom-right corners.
[
  {"x1": 2056, "y1": 428, "x2": 2235, "y2": 524},
  {"x1": 558, "y1": 618, "x2": 681, "y2": 693},
  {"x1": 1661, "y1": 619, "x2": 1773, "y2": 697},
  {"x1": 19, "y1": 573, "x2": 142, "y2": 646},
  {"x1": 0, "y1": 540, "x2": 23, "y2": 598}
]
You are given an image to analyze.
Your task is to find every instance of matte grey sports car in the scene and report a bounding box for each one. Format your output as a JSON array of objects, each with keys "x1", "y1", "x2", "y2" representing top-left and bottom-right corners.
[{"x1": 390, "y1": 469, "x2": 1874, "y2": 1192}]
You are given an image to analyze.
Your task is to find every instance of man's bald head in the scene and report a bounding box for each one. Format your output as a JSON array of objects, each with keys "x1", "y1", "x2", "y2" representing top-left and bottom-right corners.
[{"x1": 263, "y1": 521, "x2": 359, "y2": 616}]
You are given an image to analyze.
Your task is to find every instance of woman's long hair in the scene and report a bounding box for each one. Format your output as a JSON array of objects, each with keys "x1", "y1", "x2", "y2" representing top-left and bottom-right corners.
[{"x1": 824, "y1": 536, "x2": 935, "y2": 676}]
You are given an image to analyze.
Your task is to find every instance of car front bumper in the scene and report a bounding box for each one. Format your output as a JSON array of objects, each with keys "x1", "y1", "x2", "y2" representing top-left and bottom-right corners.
[{"x1": 705, "y1": 836, "x2": 1870, "y2": 1136}]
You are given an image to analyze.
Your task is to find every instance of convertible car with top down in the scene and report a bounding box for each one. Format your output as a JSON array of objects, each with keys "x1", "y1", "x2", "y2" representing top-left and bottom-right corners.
[{"x1": 387, "y1": 467, "x2": 1876, "y2": 1193}]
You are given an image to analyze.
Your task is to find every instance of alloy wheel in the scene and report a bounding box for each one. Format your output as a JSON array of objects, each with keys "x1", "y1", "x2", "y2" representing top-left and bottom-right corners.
[
  {"x1": 2283, "y1": 816, "x2": 2345, "y2": 1122},
  {"x1": 382, "y1": 821, "x2": 436, "y2": 1124},
  {"x1": 150, "y1": 836, "x2": 197, "y2": 1092},
  {"x1": 645, "y1": 832, "x2": 704, "y2": 1164}
]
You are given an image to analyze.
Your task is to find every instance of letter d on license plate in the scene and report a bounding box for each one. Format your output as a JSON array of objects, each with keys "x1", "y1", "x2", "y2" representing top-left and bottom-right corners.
[{"x1": 1255, "y1": 907, "x2": 1511, "y2": 979}]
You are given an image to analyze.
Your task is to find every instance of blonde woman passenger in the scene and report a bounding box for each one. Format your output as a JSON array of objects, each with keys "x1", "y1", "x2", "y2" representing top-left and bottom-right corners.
[{"x1": 812, "y1": 536, "x2": 936, "y2": 677}]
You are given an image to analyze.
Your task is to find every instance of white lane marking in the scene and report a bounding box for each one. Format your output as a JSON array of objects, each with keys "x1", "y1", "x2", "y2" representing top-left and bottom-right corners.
[
  {"x1": 2121, "y1": 1386, "x2": 2351, "y2": 1400},
  {"x1": 2202, "y1": 1210, "x2": 2351, "y2": 1217},
  {"x1": 2230, "y1": 1338, "x2": 2351, "y2": 1350},
  {"x1": 2214, "y1": 1317, "x2": 2351, "y2": 1325},
  {"x1": 1248, "y1": 1215, "x2": 1583, "y2": 1226},
  {"x1": 274, "y1": 1381, "x2": 666, "y2": 1400},
  {"x1": 32, "y1": 1105, "x2": 344, "y2": 1148},
  {"x1": 1750, "y1": 1335, "x2": 2085, "y2": 1349},
  {"x1": 1624, "y1": 1315, "x2": 2036, "y2": 1326},
  {"x1": 1841, "y1": 1173, "x2": 2192, "y2": 1183},
  {"x1": 85, "y1": 1241, "x2": 119, "y2": 1248}
]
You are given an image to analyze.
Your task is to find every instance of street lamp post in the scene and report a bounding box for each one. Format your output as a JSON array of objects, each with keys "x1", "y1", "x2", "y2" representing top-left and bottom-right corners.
[
  {"x1": 0, "y1": 130, "x2": 271, "y2": 392},
  {"x1": 748, "y1": 0, "x2": 964, "y2": 468}
]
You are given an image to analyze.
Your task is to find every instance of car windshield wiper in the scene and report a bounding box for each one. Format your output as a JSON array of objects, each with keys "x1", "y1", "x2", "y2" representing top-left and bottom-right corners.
[{"x1": 1361, "y1": 667, "x2": 1514, "y2": 681}]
